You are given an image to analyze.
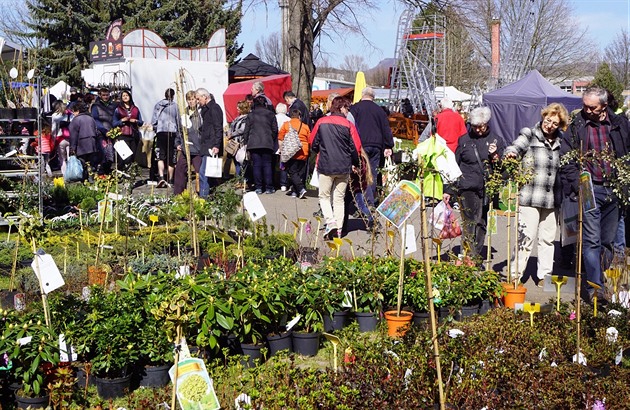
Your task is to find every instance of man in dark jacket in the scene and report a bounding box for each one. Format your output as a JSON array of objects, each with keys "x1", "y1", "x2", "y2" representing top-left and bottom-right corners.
[
  {"x1": 197, "y1": 88, "x2": 224, "y2": 197},
  {"x1": 350, "y1": 86, "x2": 394, "y2": 207},
  {"x1": 560, "y1": 85, "x2": 630, "y2": 303},
  {"x1": 283, "y1": 91, "x2": 310, "y2": 127},
  {"x1": 243, "y1": 96, "x2": 279, "y2": 194},
  {"x1": 69, "y1": 102, "x2": 99, "y2": 181},
  {"x1": 91, "y1": 87, "x2": 115, "y2": 174}
]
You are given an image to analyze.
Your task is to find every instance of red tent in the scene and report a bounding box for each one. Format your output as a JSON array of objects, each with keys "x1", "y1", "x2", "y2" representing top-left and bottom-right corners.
[{"x1": 222, "y1": 74, "x2": 292, "y2": 122}]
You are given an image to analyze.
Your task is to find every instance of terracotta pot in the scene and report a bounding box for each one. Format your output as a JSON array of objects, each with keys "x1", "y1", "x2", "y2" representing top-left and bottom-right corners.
[
  {"x1": 87, "y1": 266, "x2": 107, "y2": 286},
  {"x1": 384, "y1": 310, "x2": 413, "y2": 337},
  {"x1": 502, "y1": 283, "x2": 527, "y2": 308}
]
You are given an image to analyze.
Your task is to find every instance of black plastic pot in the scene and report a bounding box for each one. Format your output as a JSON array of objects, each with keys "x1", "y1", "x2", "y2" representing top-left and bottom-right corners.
[
  {"x1": 240, "y1": 343, "x2": 265, "y2": 368},
  {"x1": 323, "y1": 311, "x2": 351, "y2": 333},
  {"x1": 94, "y1": 374, "x2": 132, "y2": 400},
  {"x1": 15, "y1": 394, "x2": 49, "y2": 410},
  {"x1": 354, "y1": 312, "x2": 378, "y2": 332},
  {"x1": 15, "y1": 108, "x2": 37, "y2": 121},
  {"x1": 412, "y1": 311, "x2": 431, "y2": 326},
  {"x1": 0, "y1": 290, "x2": 17, "y2": 310},
  {"x1": 266, "y1": 331, "x2": 293, "y2": 356},
  {"x1": 292, "y1": 332, "x2": 320, "y2": 357},
  {"x1": 75, "y1": 365, "x2": 96, "y2": 388},
  {"x1": 455, "y1": 304, "x2": 480, "y2": 321},
  {"x1": 138, "y1": 363, "x2": 171, "y2": 388},
  {"x1": 0, "y1": 108, "x2": 14, "y2": 120},
  {"x1": 479, "y1": 300, "x2": 493, "y2": 315}
]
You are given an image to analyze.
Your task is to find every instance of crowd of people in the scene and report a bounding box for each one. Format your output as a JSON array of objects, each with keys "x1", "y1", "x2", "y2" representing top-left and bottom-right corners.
[{"x1": 34, "y1": 80, "x2": 630, "y2": 301}]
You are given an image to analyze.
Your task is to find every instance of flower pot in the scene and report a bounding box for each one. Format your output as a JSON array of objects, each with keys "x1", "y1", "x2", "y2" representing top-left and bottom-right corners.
[
  {"x1": 15, "y1": 393, "x2": 49, "y2": 410},
  {"x1": 354, "y1": 312, "x2": 378, "y2": 332},
  {"x1": 220, "y1": 334, "x2": 242, "y2": 355},
  {"x1": 502, "y1": 283, "x2": 527, "y2": 308},
  {"x1": 292, "y1": 332, "x2": 321, "y2": 356},
  {"x1": 87, "y1": 266, "x2": 107, "y2": 286},
  {"x1": 455, "y1": 304, "x2": 480, "y2": 321},
  {"x1": 299, "y1": 247, "x2": 318, "y2": 264},
  {"x1": 384, "y1": 310, "x2": 413, "y2": 337},
  {"x1": 479, "y1": 300, "x2": 493, "y2": 315},
  {"x1": 94, "y1": 374, "x2": 131, "y2": 400},
  {"x1": 323, "y1": 311, "x2": 351, "y2": 333},
  {"x1": 412, "y1": 311, "x2": 431, "y2": 326},
  {"x1": 0, "y1": 108, "x2": 15, "y2": 120},
  {"x1": 266, "y1": 331, "x2": 293, "y2": 356},
  {"x1": 138, "y1": 363, "x2": 171, "y2": 388},
  {"x1": 240, "y1": 342, "x2": 265, "y2": 368},
  {"x1": 438, "y1": 307, "x2": 452, "y2": 323},
  {"x1": 75, "y1": 365, "x2": 96, "y2": 388},
  {"x1": 15, "y1": 108, "x2": 37, "y2": 120},
  {"x1": 0, "y1": 290, "x2": 17, "y2": 309}
]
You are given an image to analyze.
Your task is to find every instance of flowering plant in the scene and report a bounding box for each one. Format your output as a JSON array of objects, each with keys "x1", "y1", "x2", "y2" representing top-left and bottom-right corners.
[{"x1": 106, "y1": 126, "x2": 121, "y2": 139}]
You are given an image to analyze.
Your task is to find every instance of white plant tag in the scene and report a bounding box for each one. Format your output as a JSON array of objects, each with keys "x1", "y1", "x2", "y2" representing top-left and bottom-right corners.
[
  {"x1": 18, "y1": 336, "x2": 32, "y2": 346},
  {"x1": 107, "y1": 192, "x2": 123, "y2": 201},
  {"x1": 59, "y1": 334, "x2": 78, "y2": 362},
  {"x1": 113, "y1": 140, "x2": 133, "y2": 160},
  {"x1": 286, "y1": 314, "x2": 301, "y2": 331},
  {"x1": 538, "y1": 347, "x2": 547, "y2": 361},
  {"x1": 243, "y1": 192, "x2": 267, "y2": 222},
  {"x1": 81, "y1": 286, "x2": 91, "y2": 301},
  {"x1": 448, "y1": 329, "x2": 464, "y2": 338},
  {"x1": 341, "y1": 290, "x2": 353, "y2": 308},
  {"x1": 573, "y1": 351, "x2": 587, "y2": 366},
  {"x1": 176, "y1": 266, "x2": 190, "y2": 279},
  {"x1": 147, "y1": 180, "x2": 158, "y2": 186},
  {"x1": 404, "y1": 224, "x2": 416, "y2": 255},
  {"x1": 606, "y1": 327, "x2": 618, "y2": 343},
  {"x1": 126, "y1": 213, "x2": 148, "y2": 227},
  {"x1": 235, "y1": 393, "x2": 252, "y2": 410},
  {"x1": 31, "y1": 254, "x2": 65, "y2": 294},
  {"x1": 616, "y1": 348, "x2": 623, "y2": 365}
]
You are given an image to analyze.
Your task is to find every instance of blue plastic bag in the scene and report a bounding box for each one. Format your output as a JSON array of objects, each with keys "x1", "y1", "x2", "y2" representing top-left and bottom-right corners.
[{"x1": 65, "y1": 155, "x2": 83, "y2": 183}]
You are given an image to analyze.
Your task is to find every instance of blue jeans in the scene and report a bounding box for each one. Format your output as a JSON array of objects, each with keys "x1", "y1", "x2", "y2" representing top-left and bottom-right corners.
[
  {"x1": 614, "y1": 215, "x2": 625, "y2": 257},
  {"x1": 354, "y1": 191, "x2": 373, "y2": 222},
  {"x1": 364, "y1": 146, "x2": 382, "y2": 206},
  {"x1": 582, "y1": 185, "x2": 619, "y2": 292},
  {"x1": 250, "y1": 149, "x2": 274, "y2": 191}
]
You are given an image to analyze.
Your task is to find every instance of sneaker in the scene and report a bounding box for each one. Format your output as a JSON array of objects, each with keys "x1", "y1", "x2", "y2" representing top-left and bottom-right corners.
[
  {"x1": 255, "y1": 189, "x2": 263, "y2": 195},
  {"x1": 265, "y1": 188, "x2": 276, "y2": 194},
  {"x1": 452, "y1": 202, "x2": 460, "y2": 211},
  {"x1": 286, "y1": 190, "x2": 295, "y2": 196},
  {"x1": 298, "y1": 188, "x2": 307, "y2": 199},
  {"x1": 313, "y1": 209, "x2": 324, "y2": 218},
  {"x1": 280, "y1": 186, "x2": 288, "y2": 192},
  {"x1": 157, "y1": 178, "x2": 167, "y2": 188},
  {"x1": 290, "y1": 192, "x2": 297, "y2": 198}
]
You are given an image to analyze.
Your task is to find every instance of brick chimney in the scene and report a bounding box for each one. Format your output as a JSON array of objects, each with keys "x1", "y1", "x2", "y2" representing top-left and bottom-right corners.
[{"x1": 491, "y1": 19, "x2": 500, "y2": 81}]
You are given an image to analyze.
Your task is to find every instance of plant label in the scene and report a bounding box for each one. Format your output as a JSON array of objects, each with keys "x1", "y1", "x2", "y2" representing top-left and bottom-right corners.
[
  {"x1": 286, "y1": 314, "x2": 301, "y2": 331},
  {"x1": 177, "y1": 265, "x2": 190, "y2": 279},
  {"x1": 341, "y1": 290, "x2": 353, "y2": 308},
  {"x1": 243, "y1": 192, "x2": 267, "y2": 222},
  {"x1": 31, "y1": 254, "x2": 65, "y2": 294},
  {"x1": 126, "y1": 213, "x2": 148, "y2": 227},
  {"x1": 97, "y1": 200, "x2": 113, "y2": 223},
  {"x1": 377, "y1": 180, "x2": 422, "y2": 229},
  {"x1": 404, "y1": 224, "x2": 416, "y2": 255},
  {"x1": 147, "y1": 180, "x2": 158, "y2": 186},
  {"x1": 59, "y1": 334, "x2": 77, "y2": 362},
  {"x1": 169, "y1": 358, "x2": 220, "y2": 410},
  {"x1": 573, "y1": 351, "x2": 587, "y2": 366},
  {"x1": 13, "y1": 293, "x2": 25, "y2": 311},
  {"x1": 235, "y1": 393, "x2": 252, "y2": 410},
  {"x1": 18, "y1": 336, "x2": 32, "y2": 346},
  {"x1": 579, "y1": 171, "x2": 596, "y2": 213},
  {"x1": 81, "y1": 286, "x2": 91, "y2": 301},
  {"x1": 113, "y1": 139, "x2": 133, "y2": 160},
  {"x1": 107, "y1": 192, "x2": 123, "y2": 201},
  {"x1": 487, "y1": 210, "x2": 497, "y2": 235}
]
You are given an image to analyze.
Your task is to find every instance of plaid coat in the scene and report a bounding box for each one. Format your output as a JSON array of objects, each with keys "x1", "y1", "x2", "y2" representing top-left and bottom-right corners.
[{"x1": 505, "y1": 123, "x2": 561, "y2": 209}]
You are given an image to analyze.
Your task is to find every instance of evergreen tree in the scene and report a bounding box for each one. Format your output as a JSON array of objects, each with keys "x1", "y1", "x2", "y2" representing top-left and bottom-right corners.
[
  {"x1": 24, "y1": 0, "x2": 242, "y2": 85},
  {"x1": 592, "y1": 62, "x2": 624, "y2": 110}
]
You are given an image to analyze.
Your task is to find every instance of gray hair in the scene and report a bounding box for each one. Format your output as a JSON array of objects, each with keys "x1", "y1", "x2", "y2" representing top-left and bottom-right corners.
[
  {"x1": 583, "y1": 85, "x2": 608, "y2": 106},
  {"x1": 469, "y1": 106, "x2": 491, "y2": 126},
  {"x1": 440, "y1": 98, "x2": 453, "y2": 110},
  {"x1": 276, "y1": 103, "x2": 288, "y2": 114},
  {"x1": 327, "y1": 92, "x2": 340, "y2": 104},
  {"x1": 196, "y1": 88, "x2": 210, "y2": 98},
  {"x1": 252, "y1": 81, "x2": 264, "y2": 94},
  {"x1": 361, "y1": 87, "x2": 375, "y2": 99}
]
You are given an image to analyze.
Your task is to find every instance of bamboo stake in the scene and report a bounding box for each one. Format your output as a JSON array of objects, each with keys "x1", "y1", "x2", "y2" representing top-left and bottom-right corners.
[
  {"x1": 171, "y1": 306, "x2": 182, "y2": 410},
  {"x1": 576, "y1": 175, "x2": 583, "y2": 360},
  {"x1": 419, "y1": 181, "x2": 445, "y2": 410},
  {"x1": 506, "y1": 183, "x2": 512, "y2": 285},
  {"x1": 486, "y1": 203, "x2": 493, "y2": 272},
  {"x1": 31, "y1": 238, "x2": 50, "y2": 327},
  {"x1": 94, "y1": 179, "x2": 112, "y2": 267}
]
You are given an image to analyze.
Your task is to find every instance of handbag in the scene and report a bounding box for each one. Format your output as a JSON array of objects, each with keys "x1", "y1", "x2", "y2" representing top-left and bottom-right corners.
[
  {"x1": 225, "y1": 138, "x2": 240, "y2": 156},
  {"x1": 235, "y1": 144, "x2": 247, "y2": 164},
  {"x1": 309, "y1": 167, "x2": 319, "y2": 188},
  {"x1": 65, "y1": 155, "x2": 84, "y2": 183},
  {"x1": 204, "y1": 154, "x2": 223, "y2": 178},
  {"x1": 281, "y1": 123, "x2": 303, "y2": 162}
]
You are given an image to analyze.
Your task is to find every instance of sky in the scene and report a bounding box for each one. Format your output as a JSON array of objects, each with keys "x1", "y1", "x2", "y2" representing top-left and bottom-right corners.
[{"x1": 237, "y1": 0, "x2": 630, "y2": 69}]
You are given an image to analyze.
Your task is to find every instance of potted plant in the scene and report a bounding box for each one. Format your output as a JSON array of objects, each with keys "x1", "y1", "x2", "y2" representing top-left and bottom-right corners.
[
  {"x1": 291, "y1": 270, "x2": 328, "y2": 356},
  {"x1": 0, "y1": 311, "x2": 59, "y2": 409}
]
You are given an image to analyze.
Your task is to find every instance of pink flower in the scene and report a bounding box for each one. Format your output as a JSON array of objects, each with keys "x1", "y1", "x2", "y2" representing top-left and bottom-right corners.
[
  {"x1": 592, "y1": 399, "x2": 606, "y2": 410},
  {"x1": 305, "y1": 222, "x2": 312, "y2": 235},
  {"x1": 569, "y1": 311, "x2": 576, "y2": 320}
]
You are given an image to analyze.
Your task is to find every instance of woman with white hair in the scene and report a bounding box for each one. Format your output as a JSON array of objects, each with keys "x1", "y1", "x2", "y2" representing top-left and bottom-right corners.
[{"x1": 454, "y1": 106, "x2": 505, "y2": 257}]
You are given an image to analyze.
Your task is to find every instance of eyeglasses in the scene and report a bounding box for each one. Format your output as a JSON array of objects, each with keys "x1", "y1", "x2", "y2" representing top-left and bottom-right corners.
[
  {"x1": 543, "y1": 118, "x2": 560, "y2": 127},
  {"x1": 583, "y1": 104, "x2": 606, "y2": 115}
]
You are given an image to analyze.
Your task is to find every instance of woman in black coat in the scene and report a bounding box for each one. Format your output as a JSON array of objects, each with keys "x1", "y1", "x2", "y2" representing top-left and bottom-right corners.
[{"x1": 243, "y1": 95, "x2": 278, "y2": 194}]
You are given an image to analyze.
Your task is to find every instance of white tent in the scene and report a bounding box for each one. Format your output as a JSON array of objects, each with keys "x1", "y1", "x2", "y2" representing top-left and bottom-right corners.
[
  {"x1": 49, "y1": 80, "x2": 71, "y2": 100},
  {"x1": 434, "y1": 86, "x2": 471, "y2": 102}
]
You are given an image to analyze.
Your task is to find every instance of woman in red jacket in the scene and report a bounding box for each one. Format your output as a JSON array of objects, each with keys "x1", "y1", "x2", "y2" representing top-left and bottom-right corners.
[{"x1": 278, "y1": 109, "x2": 310, "y2": 198}]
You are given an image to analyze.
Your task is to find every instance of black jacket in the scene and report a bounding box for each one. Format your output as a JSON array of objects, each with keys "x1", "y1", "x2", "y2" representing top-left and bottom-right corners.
[
  {"x1": 243, "y1": 106, "x2": 278, "y2": 151},
  {"x1": 350, "y1": 99, "x2": 394, "y2": 150},
  {"x1": 455, "y1": 128, "x2": 505, "y2": 192},
  {"x1": 311, "y1": 114, "x2": 359, "y2": 175},
  {"x1": 200, "y1": 100, "x2": 224, "y2": 155},
  {"x1": 560, "y1": 109, "x2": 630, "y2": 198},
  {"x1": 69, "y1": 113, "x2": 98, "y2": 156},
  {"x1": 289, "y1": 98, "x2": 310, "y2": 127}
]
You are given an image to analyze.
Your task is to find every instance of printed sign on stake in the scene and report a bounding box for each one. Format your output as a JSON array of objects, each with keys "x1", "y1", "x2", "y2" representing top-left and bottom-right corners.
[
  {"x1": 169, "y1": 358, "x2": 220, "y2": 410},
  {"x1": 243, "y1": 192, "x2": 267, "y2": 222},
  {"x1": 377, "y1": 180, "x2": 422, "y2": 229}
]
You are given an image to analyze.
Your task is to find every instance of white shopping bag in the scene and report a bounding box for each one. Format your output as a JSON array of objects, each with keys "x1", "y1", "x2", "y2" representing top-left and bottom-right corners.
[
  {"x1": 204, "y1": 154, "x2": 222, "y2": 178},
  {"x1": 310, "y1": 168, "x2": 319, "y2": 188}
]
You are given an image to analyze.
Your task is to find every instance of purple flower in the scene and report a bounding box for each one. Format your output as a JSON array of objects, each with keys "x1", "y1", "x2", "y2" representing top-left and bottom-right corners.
[
  {"x1": 305, "y1": 222, "x2": 312, "y2": 235},
  {"x1": 592, "y1": 399, "x2": 606, "y2": 410}
]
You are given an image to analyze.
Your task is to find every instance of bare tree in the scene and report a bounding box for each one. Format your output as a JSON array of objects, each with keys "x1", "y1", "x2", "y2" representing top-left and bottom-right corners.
[
  {"x1": 365, "y1": 65, "x2": 390, "y2": 87},
  {"x1": 0, "y1": 1, "x2": 36, "y2": 48},
  {"x1": 339, "y1": 54, "x2": 368, "y2": 80},
  {"x1": 254, "y1": 32, "x2": 283, "y2": 68},
  {"x1": 604, "y1": 29, "x2": 630, "y2": 89},
  {"x1": 453, "y1": 0, "x2": 596, "y2": 83}
]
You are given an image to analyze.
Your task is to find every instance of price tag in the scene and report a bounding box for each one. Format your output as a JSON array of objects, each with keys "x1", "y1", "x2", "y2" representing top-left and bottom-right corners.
[{"x1": 404, "y1": 224, "x2": 416, "y2": 255}]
